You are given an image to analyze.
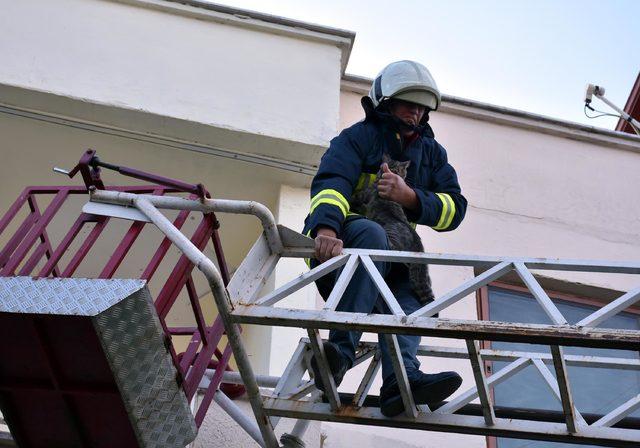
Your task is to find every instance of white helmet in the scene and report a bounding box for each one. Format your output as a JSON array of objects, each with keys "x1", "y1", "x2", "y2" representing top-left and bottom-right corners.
[{"x1": 368, "y1": 60, "x2": 441, "y2": 111}]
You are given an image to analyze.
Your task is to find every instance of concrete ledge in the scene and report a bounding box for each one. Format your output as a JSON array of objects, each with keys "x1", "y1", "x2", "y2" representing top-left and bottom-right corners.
[
  {"x1": 0, "y1": 83, "x2": 320, "y2": 184},
  {"x1": 116, "y1": 0, "x2": 354, "y2": 73}
]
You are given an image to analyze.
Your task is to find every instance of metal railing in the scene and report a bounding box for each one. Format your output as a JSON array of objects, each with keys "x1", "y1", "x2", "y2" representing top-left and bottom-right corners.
[{"x1": 90, "y1": 189, "x2": 640, "y2": 447}]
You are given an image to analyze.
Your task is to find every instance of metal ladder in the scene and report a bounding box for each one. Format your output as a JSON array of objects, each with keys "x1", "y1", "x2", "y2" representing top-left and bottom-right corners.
[{"x1": 88, "y1": 188, "x2": 640, "y2": 448}]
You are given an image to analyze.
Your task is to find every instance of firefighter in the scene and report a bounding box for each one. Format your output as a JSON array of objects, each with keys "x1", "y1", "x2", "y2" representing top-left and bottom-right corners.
[{"x1": 304, "y1": 60, "x2": 467, "y2": 417}]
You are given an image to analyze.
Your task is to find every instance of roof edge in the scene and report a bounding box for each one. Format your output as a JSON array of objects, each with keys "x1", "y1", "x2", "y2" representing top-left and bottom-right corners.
[
  {"x1": 164, "y1": 0, "x2": 355, "y2": 39},
  {"x1": 341, "y1": 74, "x2": 640, "y2": 152},
  {"x1": 113, "y1": 0, "x2": 355, "y2": 73}
]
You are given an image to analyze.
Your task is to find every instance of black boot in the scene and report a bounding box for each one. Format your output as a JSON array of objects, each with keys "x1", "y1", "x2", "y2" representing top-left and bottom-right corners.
[
  {"x1": 310, "y1": 341, "x2": 350, "y2": 394},
  {"x1": 380, "y1": 371, "x2": 462, "y2": 417}
]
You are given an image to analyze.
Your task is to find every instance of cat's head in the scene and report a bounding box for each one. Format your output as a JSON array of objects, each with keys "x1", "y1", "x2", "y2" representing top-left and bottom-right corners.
[{"x1": 381, "y1": 153, "x2": 411, "y2": 179}]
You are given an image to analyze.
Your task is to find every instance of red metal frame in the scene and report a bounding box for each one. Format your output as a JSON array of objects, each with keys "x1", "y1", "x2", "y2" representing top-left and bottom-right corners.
[
  {"x1": 0, "y1": 152, "x2": 243, "y2": 436},
  {"x1": 616, "y1": 71, "x2": 640, "y2": 134}
]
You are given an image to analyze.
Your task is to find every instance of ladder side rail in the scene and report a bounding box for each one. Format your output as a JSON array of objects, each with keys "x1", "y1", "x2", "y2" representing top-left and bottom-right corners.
[
  {"x1": 90, "y1": 190, "x2": 283, "y2": 254},
  {"x1": 465, "y1": 340, "x2": 495, "y2": 426},
  {"x1": 132, "y1": 196, "x2": 280, "y2": 448},
  {"x1": 227, "y1": 234, "x2": 279, "y2": 305},
  {"x1": 353, "y1": 350, "x2": 381, "y2": 408},
  {"x1": 262, "y1": 398, "x2": 640, "y2": 446},
  {"x1": 270, "y1": 341, "x2": 310, "y2": 428},
  {"x1": 384, "y1": 334, "x2": 418, "y2": 418},
  {"x1": 415, "y1": 344, "x2": 640, "y2": 370},
  {"x1": 231, "y1": 306, "x2": 640, "y2": 350},
  {"x1": 550, "y1": 346, "x2": 582, "y2": 433},
  {"x1": 577, "y1": 285, "x2": 640, "y2": 328},
  {"x1": 254, "y1": 254, "x2": 348, "y2": 307},
  {"x1": 360, "y1": 248, "x2": 640, "y2": 274},
  {"x1": 411, "y1": 261, "x2": 513, "y2": 317},
  {"x1": 593, "y1": 395, "x2": 640, "y2": 428},
  {"x1": 360, "y1": 255, "x2": 404, "y2": 316},
  {"x1": 324, "y1": 254, "x2": 360, "y2": 311},
  {"x1": 307, "y1": 329, "x2": 341, "y2": 411},
  {"x1": 532, "y1": 358, "x2": 587, "y2": 430},
  {"x1": 281, "y1": 246, "x2": 640, "y2": 273},
  {"x1": 514, "y1": 262, "x2": 568, "y2": 325},
  {"x1": 437, "y1": 357, "x2": 531, "y2": 414}
]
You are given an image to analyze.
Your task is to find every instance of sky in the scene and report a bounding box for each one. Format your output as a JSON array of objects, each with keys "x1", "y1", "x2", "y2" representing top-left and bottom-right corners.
[{"x1": 208, "y1": 0, "x2": 639, "y2": 130}]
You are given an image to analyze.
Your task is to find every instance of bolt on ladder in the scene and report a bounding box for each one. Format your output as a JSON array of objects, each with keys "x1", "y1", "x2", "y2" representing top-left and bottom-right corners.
[{"x1": 89, "y1": 189, "x2": 640, "y2": 448}]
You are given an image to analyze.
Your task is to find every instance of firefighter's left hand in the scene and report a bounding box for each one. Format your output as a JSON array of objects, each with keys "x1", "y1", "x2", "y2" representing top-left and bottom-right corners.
[{"x1": 377, "y1": 163, "x2": 416, "y2": 208}]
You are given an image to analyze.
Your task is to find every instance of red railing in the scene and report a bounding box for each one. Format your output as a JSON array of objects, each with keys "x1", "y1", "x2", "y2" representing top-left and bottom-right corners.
[{"x1": 0, "y1": 150, "x2": 243, "y2": 427}]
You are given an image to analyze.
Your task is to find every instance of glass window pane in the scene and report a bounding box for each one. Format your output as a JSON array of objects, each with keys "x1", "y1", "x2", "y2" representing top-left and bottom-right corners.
[{"x1": 488, "y1": 287, "x2": 640, "y2": 448}]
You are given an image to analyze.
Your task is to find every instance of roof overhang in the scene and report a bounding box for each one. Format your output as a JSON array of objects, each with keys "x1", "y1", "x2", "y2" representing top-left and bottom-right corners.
[{"x1": 115, "y1": 0, "x2": 355, "y2": 74}]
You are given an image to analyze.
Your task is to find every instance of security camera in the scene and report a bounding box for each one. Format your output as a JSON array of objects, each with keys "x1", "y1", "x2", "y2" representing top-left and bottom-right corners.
[
  {"x1": 584, "y1": 84, "x2": 607, "y2": 104},
  {"x1": 584, "y1": 84, "x2": 596, "y2": 104}
]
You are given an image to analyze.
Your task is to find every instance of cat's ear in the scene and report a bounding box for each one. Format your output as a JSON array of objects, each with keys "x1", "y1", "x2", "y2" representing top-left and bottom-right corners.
[{"x1": 400, "y1": 160, "x2": 411, "y2": 169}]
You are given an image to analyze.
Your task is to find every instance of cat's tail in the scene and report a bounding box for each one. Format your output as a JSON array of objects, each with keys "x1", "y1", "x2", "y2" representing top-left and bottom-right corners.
[{"x1": 409, "y1": 263, "x2": 435, "y2": 305}]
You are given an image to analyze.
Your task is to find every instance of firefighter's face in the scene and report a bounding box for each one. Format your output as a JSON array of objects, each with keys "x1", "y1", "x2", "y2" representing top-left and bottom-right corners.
[{"x1": 389, "y1": 99, "x2": 425, "y2": 129}]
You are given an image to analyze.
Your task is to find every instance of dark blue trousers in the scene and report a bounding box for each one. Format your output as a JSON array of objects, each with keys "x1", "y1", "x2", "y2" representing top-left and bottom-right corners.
[{"x1": 313, "y1": 218, "x2": 422, "y2": 385}]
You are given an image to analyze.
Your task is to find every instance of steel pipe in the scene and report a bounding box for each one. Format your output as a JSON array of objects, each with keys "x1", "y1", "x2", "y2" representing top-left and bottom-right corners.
[
  {"x1": 133, "y1": 197, "x2": 279, "y2": 448},
  {"x1": 200, "y1": 369, "x2": 282, "y2": 390},
  {"x1": 213, "y1": 390, "x2": 265, "y2": 447},
  {"x1": 90, "y1": 190, "x2": 283, "y2": 254}
]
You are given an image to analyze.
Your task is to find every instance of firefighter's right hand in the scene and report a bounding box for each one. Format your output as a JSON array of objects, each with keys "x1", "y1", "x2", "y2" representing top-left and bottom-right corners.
[{"x1": 314, "y1": 227, "x2": 343, "y2": 263}]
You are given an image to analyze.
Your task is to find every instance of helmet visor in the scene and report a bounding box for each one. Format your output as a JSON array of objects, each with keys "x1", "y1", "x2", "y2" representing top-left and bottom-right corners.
[{"x1": 393, "y1": 90, "x2": 438, "y2": 110}]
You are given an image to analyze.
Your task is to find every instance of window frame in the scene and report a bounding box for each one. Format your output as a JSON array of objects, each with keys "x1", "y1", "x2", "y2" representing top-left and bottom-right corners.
[{"x1": 475, "y1": 280, "x2": 640, "y2": 448}]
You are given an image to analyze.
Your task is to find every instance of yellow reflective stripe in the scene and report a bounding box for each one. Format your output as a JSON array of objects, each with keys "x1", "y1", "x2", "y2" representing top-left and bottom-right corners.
[
  {"x1": 310, "y1": 198, "x2": 348, "y2": 217},
  {"x1": 410, "y1": 222, "x2": 417, "y2": 229},
  {"x1": 432, "y1": 193, "x2": 456, "y2": 230},
  {"x1": 310, "y1": 189, "x2": 349, "y2": 217},
  {"x1": 355, "y1": 174, "x2": 367, "y2": 191},
  {"x1": 354, "y1": 173, "x2": 377, "y2": 194},
  {"x1": 304, "y1": 229, "x2": 312, "y2": 267}
]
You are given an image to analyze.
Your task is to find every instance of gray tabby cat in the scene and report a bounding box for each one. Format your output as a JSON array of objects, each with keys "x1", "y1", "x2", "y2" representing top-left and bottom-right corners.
[{"x1": 351, "y1": 154, "x2": 435, "y2": 305}]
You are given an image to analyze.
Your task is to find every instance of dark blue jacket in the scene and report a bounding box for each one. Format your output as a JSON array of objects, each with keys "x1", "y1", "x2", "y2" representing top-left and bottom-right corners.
[{"x1": 303, "y1": 113, "x2": 467, "y2": 238}]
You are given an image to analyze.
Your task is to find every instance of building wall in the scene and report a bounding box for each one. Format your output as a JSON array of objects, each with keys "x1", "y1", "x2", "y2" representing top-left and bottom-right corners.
[
  {"x1": 2, "y1": 1, "x2": 640, "y2": 447},
  {"x1": 0, "y1": 0, "x2": 347, "y2": 163},
  {"x1": 0, "y1": 1, "x2": 351, "y2": 446},
  {"x1": 268, "y1": 87, "x2": 640, "y2": 448}
]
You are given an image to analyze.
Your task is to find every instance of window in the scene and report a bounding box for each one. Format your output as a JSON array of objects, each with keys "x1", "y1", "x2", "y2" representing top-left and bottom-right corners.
[{"x1": 481, "y1": 284, "x2": 640, "y2": 448}]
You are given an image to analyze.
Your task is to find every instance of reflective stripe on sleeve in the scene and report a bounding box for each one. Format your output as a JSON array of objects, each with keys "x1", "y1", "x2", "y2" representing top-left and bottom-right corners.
[
  {"x1": 432, "y1": 193, "x2": 456, "y2": 230},
  {"x1": 354, "y1": 173, "x2": 377, "y2": 194},
  {"x1": 304, "y1": 229, "x2": 312, "y2": 267},
  {"x1": 310, "y1": 189, "x2": 349, "y2": 217}
]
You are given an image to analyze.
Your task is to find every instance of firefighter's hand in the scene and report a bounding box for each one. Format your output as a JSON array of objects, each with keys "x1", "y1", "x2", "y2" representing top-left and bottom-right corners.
[
  {"x1": 377, "y1": 163, "x2": 418, "y2": 210},
  {"x1": 314, "y1": 227, "x2": 343, "y2": 263}
]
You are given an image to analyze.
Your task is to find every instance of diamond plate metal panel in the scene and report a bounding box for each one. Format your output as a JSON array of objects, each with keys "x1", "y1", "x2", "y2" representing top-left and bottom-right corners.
[
  {"x1": 0, "y1": 277, "x2": 145, "y2": 316},
  {"x1": 93, "y1": 286, "x2": 197, "y2": 448}
]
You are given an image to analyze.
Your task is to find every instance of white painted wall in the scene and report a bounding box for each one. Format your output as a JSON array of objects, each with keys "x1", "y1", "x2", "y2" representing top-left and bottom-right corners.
[
  {"x1": 3, "y1": 1, "x2": 640, "y2": 446},
  {"x1": 0, "y1": 0, "x2": 343, "y2": 148},
  {"x1": 267, "y1": 87, "x2": 640, "y2": 448}
]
